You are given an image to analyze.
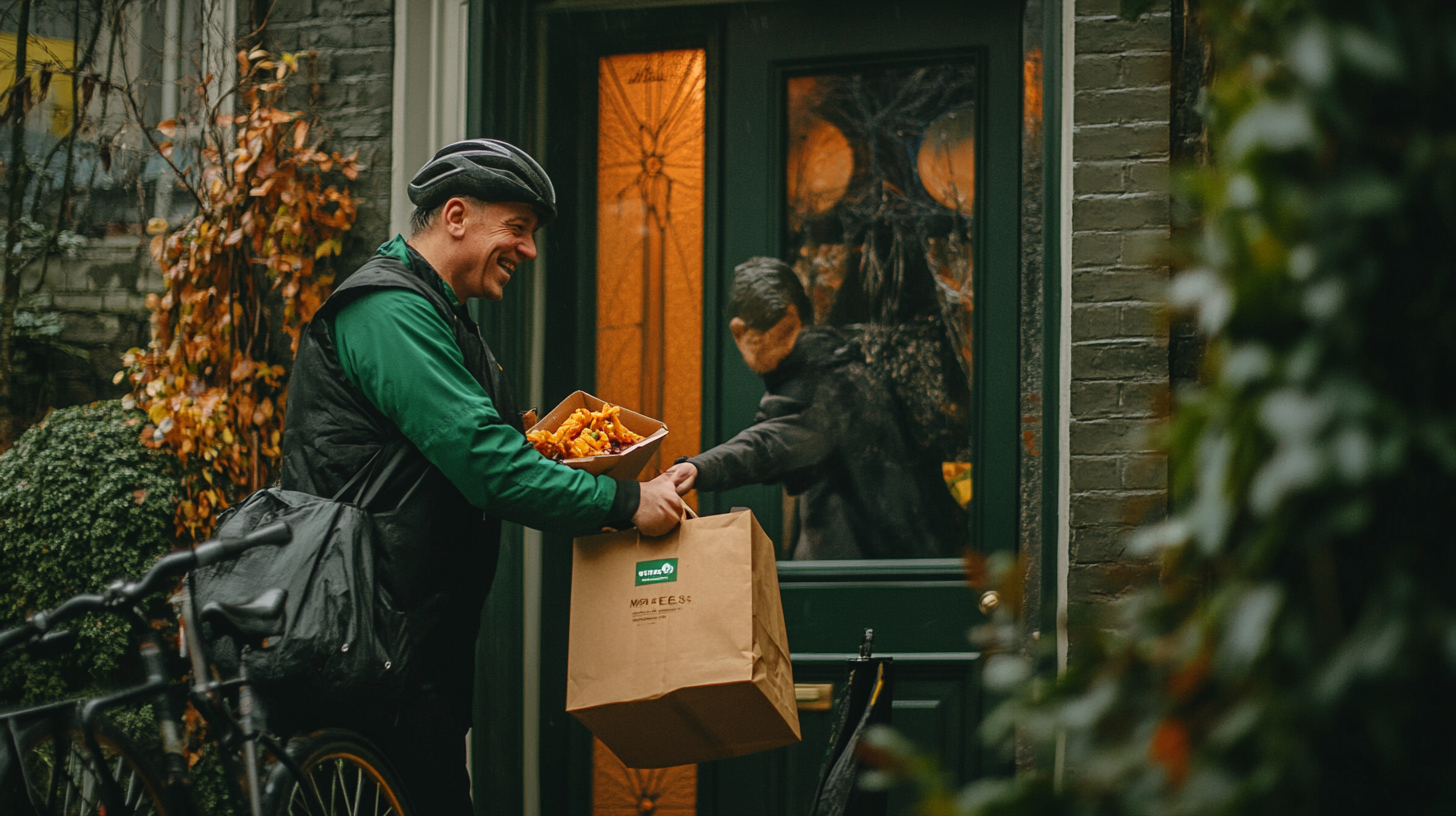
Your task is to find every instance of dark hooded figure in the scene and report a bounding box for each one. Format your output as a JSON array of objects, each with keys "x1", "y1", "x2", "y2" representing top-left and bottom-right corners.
[{"x1": 667, "y1": 258, "x2": 967, "y2": 559}]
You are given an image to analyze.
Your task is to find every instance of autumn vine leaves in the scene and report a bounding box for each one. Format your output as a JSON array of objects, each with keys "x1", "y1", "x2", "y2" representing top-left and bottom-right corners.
[{"x1": 121, "y1": 49, "x2": 357, "y2": 543}]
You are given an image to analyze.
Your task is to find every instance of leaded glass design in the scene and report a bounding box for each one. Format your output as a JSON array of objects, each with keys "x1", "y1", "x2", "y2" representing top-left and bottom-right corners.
[{"x1": 595, "y1": 49, "x2": 706, "y2": 477}]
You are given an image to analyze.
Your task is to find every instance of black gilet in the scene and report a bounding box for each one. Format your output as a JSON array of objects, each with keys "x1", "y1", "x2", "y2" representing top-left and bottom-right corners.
[{"x1": 281, "y1": 247, "x2": 521, "y2": 633}]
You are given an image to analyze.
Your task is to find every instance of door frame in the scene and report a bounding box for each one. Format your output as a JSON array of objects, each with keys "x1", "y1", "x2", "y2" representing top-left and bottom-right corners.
[{"x1": 465, "y1": 0, "x2": 1068, "y2": 812}]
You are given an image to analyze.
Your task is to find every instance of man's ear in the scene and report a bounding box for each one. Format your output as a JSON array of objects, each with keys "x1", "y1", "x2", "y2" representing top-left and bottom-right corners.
[
  {"x1": 442, "y1": 197, "x2": 470, "y2": 237},
  {"x1": 729, "y1": 317, "x2": 748, "y2": 342}
]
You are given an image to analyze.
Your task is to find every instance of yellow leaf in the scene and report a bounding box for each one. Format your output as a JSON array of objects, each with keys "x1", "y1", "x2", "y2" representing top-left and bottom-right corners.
[
  {"x1": 146, "y1": 217, "x2": 169, "y2": 235},
  {"x1": 313, "y1": 238, "x2": 340, "y2": 259}
]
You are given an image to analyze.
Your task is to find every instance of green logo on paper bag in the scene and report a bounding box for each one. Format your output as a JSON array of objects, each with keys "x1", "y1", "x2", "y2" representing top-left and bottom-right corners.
[{"x1": 635, "y1": 558, "x2": 678, "y2": 585}]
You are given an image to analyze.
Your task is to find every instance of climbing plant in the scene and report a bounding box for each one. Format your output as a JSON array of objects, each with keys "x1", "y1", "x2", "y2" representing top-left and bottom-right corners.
[
  {"x1": 870, "y1": 0, "x2": 1456, "y2": 813},
  {"x1": 121, "y1": 49, "x2": 358, "y2": 543}
]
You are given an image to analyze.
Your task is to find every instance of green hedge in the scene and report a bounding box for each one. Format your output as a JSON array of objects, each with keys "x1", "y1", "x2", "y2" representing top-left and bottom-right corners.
[{"x1": 0, "y1": 400, "x2": 182, "y2": 704}]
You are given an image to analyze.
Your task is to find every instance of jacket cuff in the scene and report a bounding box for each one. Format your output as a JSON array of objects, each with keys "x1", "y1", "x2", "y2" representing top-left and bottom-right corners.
[{"x1": 604, "y1": 479, "x2": 641, "y2": 529}]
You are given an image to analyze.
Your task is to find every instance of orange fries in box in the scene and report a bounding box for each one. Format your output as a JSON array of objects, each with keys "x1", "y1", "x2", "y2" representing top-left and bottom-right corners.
[
  {"x1": 526, "y1": 391, "x2": 668, "y2": 478},
  {"x1": 528, "y1": 403, "x2": 645, "y2": 461}
]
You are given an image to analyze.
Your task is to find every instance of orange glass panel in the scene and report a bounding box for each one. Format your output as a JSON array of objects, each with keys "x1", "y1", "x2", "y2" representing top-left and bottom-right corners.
[
  {"x1": 595, "y1": 49, "x2": 705, "y2": 478},
  {"x1": 592, "y1": 737, "x2": 696, "y2": 816}
]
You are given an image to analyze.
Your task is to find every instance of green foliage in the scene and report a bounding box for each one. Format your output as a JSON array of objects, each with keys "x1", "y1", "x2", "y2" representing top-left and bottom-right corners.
[
  {"x1": 0, "y1": 399, "x2": 181, "y2": 703},
  {"x1": 875, "y1": 0, "x2": 1456, "y2": 813}
]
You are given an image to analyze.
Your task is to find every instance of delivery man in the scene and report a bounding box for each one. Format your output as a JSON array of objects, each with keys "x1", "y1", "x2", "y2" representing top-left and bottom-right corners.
[
  {"x1": 279, "y1": 139, "x2": 684, "y2": 815},
  {"x1": 666, "y1": 257, "x2": 965, "y2": 559}
]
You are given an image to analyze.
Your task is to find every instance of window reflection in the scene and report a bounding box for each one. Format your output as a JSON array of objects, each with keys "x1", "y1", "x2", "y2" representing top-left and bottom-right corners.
[
  {"x1": 595, "y1": 49, "x2": 706, "y2": 477},
  {"x1": 779, "y1": 63, "x2": 978, "y2": 556}
]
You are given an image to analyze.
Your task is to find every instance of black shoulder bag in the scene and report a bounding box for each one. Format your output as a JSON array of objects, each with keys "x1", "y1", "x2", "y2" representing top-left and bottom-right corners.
[{"x1": 190, "y1": 441, "x2": 448, "y2": 701}]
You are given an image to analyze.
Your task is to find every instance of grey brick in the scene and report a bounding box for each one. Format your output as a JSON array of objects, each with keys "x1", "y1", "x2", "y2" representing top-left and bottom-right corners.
[
  {"x1": 1067, "y1": 562, "x2": 1150, "y2": 606},
  {"x1": 319, "y1": 0, "x2": 391, "y2": 17},
  {"x1": 1073, "y1": 193, "x2": 1169, "y2": 231},
  {"x1": 328, "y1": 50, "x2": 393, "y2": 81},
  {"x1": 1070, "y1": 456, "x2": 1122, "y2": 490},
  {"x1": 58, "y1": 313, "x2": 121, "y2": 345},
  {"x1": 1075, "y1": 54, "x2": 1122, "y2": 88},
  {"x1": 346, "y1": 79, "x2": 393, "y2": 109},
  {"x1": 1069, "y1": 523, "x2": 1130, "y2": 562},
  {"x1": 1118, "y1": 302, "x2": 1162, "y2": 335},
  {"x1": 1074, "y1": 160, "x2": 1125, "y2": 194},
  {"x1": 1072, "y1": 268, "x2": 1167, "y2": 302},
  {"x1": 1072, "y1": 231, "x2": 1122, "y2": 267},
  {"x1": 1074, "y1": 123, "x2": 1169, "y2": 161},
  {"x1": 317, "y1": 23, "x2": 355, "y2": 49},
  {"x1": 102, "y1": 293, "x2": 148, "y2": 313},
  {"x1": 1071, "y1": 380, "x2": 1119, "y2": 416},
  {"x1": 335, "y1": 115, "x2": 387, "y2": 139},
  {"x1": 1125, "y1": 160, "x2": 1170, "y2": 195},
  {"x1": 1119, "y1": 381, "x2": 1168, "y2": 417},
  {"x1": 1072, "y1": 304, "x2": 1120, "y2": 340},
  {"x1": 267, "y1": 0, "x2": 318, "y2": 24},
  {"x1": 353, "y1": 22, "x2": 393, "y2": 48},
  {"x1": 1121, "y1": 52, "x2": 1173, "y2": 86},
  {"x1": 53, "y1": 293, "x2": 106, "y2": 311},
  {"x1": 1122, "y1": 229, "x2": 1170, "y2": 265},
  {"x1": 1075, "y1": 87, "x2": 1169, "y2": 127},
  {"x1": 1071, "y1": 492, "x2": 1132, "y2": 526},
  {"x1": 1069, "y1": 418, "x2": 1160, "y2": 455},
  {"x1": 1072, "y1": 341, "x2": 1167, "y2": 379},
  {"x1": 1077, "y1": 13, "x2": 1172, "y2": 54},
  {"x1": 1123, "y1": 454, "x2": 1169, "y2": 489},
  {"x1": 1075, "y1": 0, "x2": 1123, "y2": 15}
]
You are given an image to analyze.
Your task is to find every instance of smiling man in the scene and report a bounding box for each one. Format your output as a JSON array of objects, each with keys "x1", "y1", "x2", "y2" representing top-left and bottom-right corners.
[{"x1": 279, "y1": 140, "x2": 683, "y2": 815}]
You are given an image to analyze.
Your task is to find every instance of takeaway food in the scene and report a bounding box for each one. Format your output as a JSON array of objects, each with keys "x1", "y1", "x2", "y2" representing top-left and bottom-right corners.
[{"x1": 528, "y1": 403, "x2": 645, "y2": 461}]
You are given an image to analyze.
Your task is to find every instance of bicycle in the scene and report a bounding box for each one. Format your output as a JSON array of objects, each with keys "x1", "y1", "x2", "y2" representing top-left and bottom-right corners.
[{"x1": 0, "y1": 522, "x2": 414, "y2": 816}]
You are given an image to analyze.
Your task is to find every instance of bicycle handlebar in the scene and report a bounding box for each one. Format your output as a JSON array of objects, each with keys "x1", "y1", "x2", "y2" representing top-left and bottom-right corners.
[{"x1": 0, "y1": 521, "x2": 292, "y2": 650}]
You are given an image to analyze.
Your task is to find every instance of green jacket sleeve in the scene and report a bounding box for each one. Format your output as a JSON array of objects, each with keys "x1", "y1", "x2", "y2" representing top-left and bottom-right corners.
[{"x1": 331, "y1": 288, "x2": 618, "y2": 535}]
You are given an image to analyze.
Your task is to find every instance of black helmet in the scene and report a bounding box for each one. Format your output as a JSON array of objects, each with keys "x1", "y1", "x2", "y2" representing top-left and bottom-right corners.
[{"x1": 407, "y1": 139, "x2": 557, "y2": 227}]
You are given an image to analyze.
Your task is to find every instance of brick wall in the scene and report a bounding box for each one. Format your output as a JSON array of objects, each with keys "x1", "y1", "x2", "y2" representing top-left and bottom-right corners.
[
  {"x1": 262, "y1": 0, "x2": 396, "y2": 274},
  {"x1": 16, "y1": 239, "x2": 157, "y2": 410},
  {"x1": 1068, "y1": 0, "x2": 1172, "y2": 608}
]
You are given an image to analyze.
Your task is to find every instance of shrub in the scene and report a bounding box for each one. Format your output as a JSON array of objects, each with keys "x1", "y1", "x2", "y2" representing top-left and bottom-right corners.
[{"x1": 0, "y1": 399, "x2": 181, "y2": 703}]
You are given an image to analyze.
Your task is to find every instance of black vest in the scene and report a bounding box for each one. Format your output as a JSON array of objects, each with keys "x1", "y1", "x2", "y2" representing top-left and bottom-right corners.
[{"x1": 281, "y1": 249, "x2": 520, "y2": 691}]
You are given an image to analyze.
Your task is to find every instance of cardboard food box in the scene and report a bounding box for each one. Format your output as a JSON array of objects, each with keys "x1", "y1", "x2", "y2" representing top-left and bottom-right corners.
[
  {"x1": 566, "y1": 509, "x2": 801, "y2": 769},
  {"x1": 526, "y1": 391, "x2": 668, "y2": 479}
]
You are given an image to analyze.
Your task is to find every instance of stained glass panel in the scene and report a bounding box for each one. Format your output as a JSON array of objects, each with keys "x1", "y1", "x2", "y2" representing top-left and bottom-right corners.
[{"x1": 595, "y1": 49, "x2": 706, "y2": 478}]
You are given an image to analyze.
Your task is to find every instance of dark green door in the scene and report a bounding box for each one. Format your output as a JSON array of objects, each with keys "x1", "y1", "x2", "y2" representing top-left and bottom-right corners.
[{"x1": 539, "y1": 2, "x2": 1024, "y2": 813}]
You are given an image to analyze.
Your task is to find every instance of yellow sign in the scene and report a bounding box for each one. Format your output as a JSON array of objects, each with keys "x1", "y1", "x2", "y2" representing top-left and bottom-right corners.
[{"x1": 0, "y1": 33, "x2": 77, "y2": 135}]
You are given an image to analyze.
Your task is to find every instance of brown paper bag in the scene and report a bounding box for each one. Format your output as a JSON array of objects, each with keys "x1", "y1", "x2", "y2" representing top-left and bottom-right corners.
[{"x1": 566, "y1": 509, "x2": 801, "y2": 768}]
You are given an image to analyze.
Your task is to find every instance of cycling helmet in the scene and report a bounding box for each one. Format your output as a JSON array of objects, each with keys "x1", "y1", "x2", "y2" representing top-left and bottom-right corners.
[{"x1": 407, "y1": 139, "x2": 557, "y2": 227}]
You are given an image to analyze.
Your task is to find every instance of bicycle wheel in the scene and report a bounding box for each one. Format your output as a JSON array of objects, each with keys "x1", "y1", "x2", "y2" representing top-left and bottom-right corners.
[
  {"x1": 262, "y1": 729, "x2": 411, "y2": 816},
  {"x1": 1, "y1": 714, "x2": 169, "y2": 816}
]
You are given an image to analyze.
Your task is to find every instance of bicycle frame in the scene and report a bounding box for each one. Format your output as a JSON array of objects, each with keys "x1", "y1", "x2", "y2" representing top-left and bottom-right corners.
[{"x1": 0, "y1": 522, "x2": 322, "y2": 816}]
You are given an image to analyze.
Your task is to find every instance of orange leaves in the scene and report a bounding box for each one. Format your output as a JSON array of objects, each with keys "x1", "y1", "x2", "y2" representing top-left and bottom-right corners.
[
  {"x1": 122, "y1": 48, "x2": 355, "y2": 544},
  {"x1": 1149, "y1": 718, "x2": 1191, "y2": 786}
]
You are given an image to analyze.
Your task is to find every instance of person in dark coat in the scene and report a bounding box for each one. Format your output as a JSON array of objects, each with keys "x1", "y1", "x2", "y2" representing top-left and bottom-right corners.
[{"x1": 667, "y1": 258, "x2": 966, "y2": 559}]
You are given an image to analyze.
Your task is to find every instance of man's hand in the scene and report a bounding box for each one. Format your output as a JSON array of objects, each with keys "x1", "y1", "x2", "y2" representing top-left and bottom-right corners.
[
  {"x1": 665, "y1": 462, "x2": 697, "y2": 495},
  {"x1": 633, "y1": 472, "x2": 685, "y2": 536}
]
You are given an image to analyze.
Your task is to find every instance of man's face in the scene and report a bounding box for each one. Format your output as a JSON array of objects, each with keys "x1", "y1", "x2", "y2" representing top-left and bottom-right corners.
[
  {"x1": 454, "y1": 200, "x2": 539, "y2": 301},
  {"x1": 730, "y1": 306, "x2": 802, "y2": 375}
]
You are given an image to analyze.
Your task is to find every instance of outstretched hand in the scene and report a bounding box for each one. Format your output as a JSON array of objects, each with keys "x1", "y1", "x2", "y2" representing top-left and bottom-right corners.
[
  {"x1": 665, "y1": 462, "x2": 697, "y2": 495},
  {"x1": 632, "y1": 472, "x2": 685, "y2": 536}
]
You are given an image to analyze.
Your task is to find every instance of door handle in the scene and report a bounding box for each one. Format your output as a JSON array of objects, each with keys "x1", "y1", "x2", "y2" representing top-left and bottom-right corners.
[{"x1": 795, "y1": 683, "x2": 833, "y2": 711}]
